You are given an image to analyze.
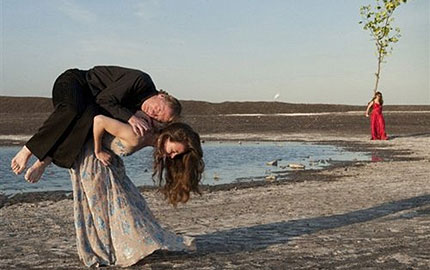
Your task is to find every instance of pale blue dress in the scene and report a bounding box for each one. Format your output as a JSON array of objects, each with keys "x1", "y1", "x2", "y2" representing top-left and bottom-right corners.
[{"x1": 69, "y1": 135, "x2": 195, "y2": 267}]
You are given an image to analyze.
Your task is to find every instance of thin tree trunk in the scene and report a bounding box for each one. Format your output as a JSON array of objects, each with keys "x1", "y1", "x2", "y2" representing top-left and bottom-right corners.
[{"x1": 374, "y1": 48, "x2": 382, "y2": 93}]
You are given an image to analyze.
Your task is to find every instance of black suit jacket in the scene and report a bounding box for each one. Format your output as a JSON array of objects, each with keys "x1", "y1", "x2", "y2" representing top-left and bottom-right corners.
[{"x1": 86, "y1": 66, "x2": 158, "y2": 122}]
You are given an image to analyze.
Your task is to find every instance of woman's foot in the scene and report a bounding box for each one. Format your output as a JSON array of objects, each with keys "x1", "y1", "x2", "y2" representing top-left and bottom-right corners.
[
  {"x1": 24, "y1": 158, "x2": 52, "y2": 183},
  {"x1": 11, "y1": 146, "x2": 32, "y2": 175}
]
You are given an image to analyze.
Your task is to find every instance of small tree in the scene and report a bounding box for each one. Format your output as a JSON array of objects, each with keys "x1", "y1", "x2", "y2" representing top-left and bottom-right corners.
[{"x1": 359, "y1": 0, "x2": 407, "y2": 93}]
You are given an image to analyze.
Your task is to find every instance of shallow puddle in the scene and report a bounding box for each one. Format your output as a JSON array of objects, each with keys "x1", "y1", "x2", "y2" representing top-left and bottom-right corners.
[{"x1": 0, "y1": 142, "x2": 370, "y2": 194}]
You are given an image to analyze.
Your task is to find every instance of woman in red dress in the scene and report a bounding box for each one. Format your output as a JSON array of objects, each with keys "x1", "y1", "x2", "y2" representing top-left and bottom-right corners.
[{"x1": 365, "y1": 91, "x2": 388, "y2": 140}]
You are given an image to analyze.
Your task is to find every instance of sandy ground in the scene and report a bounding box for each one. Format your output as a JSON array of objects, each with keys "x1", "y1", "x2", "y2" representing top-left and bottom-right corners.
[{"x1": 1, "y1": 132, "x2": 429, "y2": 270}]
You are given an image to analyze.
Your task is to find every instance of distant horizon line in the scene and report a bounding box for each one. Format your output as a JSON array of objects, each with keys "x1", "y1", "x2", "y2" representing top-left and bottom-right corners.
[{"x1": 0, "y1": 95, "x2": 429, "y2": 106}]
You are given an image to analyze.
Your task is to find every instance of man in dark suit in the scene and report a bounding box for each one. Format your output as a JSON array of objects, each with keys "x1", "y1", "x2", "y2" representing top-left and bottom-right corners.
[{"x1": 11, "y1": 66, "x2": 182, "y2": 182}]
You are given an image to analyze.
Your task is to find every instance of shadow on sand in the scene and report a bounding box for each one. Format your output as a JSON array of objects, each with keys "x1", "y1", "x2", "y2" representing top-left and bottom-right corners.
[
  {"x1": 194, "y1": 194, "x2": 430, "y2": 254},
  {"x1": 141, "y1": 194, "x2": 430, "y2": 264},
  {"x1": 389, "y1": 132, "x2": 430, "y2": 139}
]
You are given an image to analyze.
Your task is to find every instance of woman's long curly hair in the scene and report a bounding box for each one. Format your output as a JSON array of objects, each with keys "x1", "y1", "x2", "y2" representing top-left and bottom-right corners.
[{"x1": 152, "y1": 122, "x2": 204, "y2": 206}]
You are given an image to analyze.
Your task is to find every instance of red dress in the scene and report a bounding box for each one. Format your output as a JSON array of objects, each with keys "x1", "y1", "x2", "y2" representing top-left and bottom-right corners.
[{"x1": 370, "y1": 103, "x2": 388, "y2": 140}]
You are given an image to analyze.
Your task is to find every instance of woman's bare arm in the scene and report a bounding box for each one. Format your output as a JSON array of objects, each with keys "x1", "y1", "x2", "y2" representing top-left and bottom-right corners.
[
  {"x1": 365, "y1": 101, "x2": 374, "y2": 117},
  {"x1": 93, "y1": 115, "x2": 142, "y2": 165}
]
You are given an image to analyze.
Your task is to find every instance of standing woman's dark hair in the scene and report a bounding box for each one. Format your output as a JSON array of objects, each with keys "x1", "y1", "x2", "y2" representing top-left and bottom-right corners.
[
  {"x1": 152, "y1": 122, "x2": 204, "y2": 206},
  {"x1": 374, "y1": 91, "x2": 384, "y2": 105},
  {"x1": 369, "y1": 91, "x2": 384, "y2": 105}
]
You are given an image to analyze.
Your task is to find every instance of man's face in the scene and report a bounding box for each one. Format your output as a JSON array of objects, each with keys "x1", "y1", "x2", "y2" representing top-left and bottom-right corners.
[{"x1": 142, "y1": 95, "x2": 173, "y2": 123}]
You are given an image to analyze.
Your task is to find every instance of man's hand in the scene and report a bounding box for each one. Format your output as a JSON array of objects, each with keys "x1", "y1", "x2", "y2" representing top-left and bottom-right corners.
[
  {"x1": 128, "y1": 115, "x2": 150, "y2": 136},
  {"x1": 95, "y1": 150, "x2": 112, "y2": 166}
]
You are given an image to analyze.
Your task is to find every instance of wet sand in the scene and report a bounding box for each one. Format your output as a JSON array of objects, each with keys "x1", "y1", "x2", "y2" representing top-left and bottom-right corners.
[{"x1": 1, "y1": 132, "x2": 429, "y2": 269}]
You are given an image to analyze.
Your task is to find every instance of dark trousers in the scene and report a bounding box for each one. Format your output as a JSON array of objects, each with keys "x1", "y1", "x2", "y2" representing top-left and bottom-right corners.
[{"x1": 26, "y1": 69, "x2": 98, "y2": 168}]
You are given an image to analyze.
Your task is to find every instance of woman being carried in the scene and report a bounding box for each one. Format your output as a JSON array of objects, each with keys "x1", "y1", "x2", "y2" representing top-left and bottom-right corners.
[
  {"x1": 365, "y1": 91, "x2": 388, "y2": 140},
  {"x1": 70, "y1": 111, "x2": 204, "y2": 267}
]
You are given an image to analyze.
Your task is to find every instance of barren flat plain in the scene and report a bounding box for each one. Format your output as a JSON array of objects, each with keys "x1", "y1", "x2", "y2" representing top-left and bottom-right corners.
[{"x1": 1, "y1": 96, "x2": 429, "y2": 269}]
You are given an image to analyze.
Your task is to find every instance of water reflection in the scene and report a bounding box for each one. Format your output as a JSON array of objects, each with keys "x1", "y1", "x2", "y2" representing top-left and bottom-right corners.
[{"x1": 371, "y1": 153, "x2": 384, "y2": 162}]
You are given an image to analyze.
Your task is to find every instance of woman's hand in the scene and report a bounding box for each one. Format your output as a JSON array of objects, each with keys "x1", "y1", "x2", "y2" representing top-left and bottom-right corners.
[
  {"x1": 95, "y1": 150, "x2": 112, "y2": 166},
  {"x1": 365, "y1": 113, "x2": 369, "y2": 117}
]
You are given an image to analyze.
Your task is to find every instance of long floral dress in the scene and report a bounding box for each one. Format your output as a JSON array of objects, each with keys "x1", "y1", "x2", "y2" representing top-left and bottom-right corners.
[
  {"x1": 69, "y1": 136, "x2": 195, "y2": 267},
  {"x1": 370, "y1": 102, "x2": 388, "y2": 140}
]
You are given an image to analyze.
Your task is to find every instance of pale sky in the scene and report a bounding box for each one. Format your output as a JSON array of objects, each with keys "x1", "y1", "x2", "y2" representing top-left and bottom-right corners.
[{"x1": 1, "y1": 0, "x2": 429, "y2": 105}]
